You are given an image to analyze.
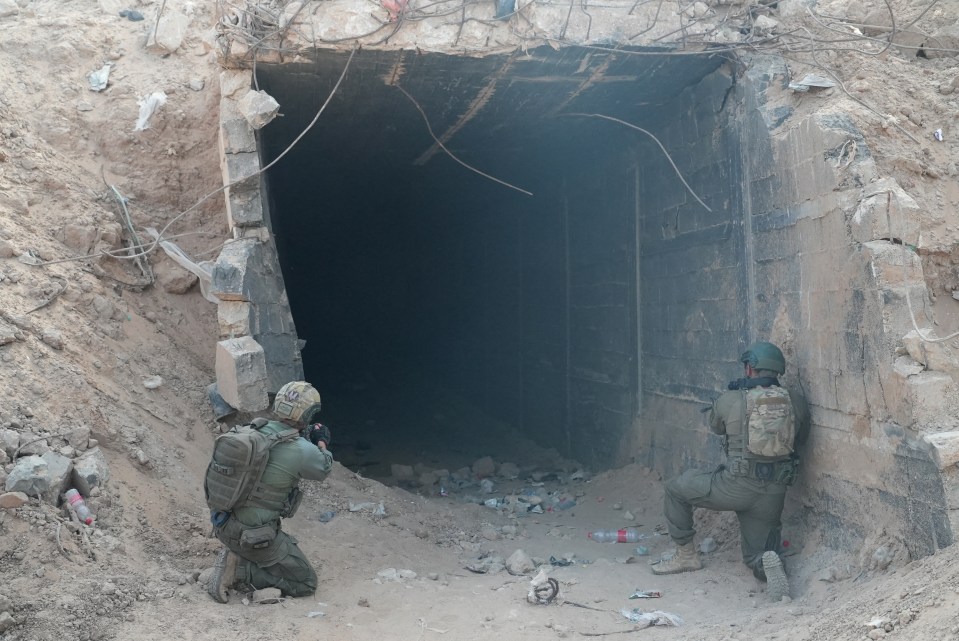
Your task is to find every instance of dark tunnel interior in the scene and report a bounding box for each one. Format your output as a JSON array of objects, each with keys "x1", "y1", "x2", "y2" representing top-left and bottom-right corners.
[{"x1": 254, "y1": 46, "x2": 738, "y2": 472}]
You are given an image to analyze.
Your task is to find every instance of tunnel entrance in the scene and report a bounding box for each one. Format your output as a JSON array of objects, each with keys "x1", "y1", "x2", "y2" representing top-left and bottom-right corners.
[{"x1": 254, "y1": 46, "x2": 742, "y2": 475}]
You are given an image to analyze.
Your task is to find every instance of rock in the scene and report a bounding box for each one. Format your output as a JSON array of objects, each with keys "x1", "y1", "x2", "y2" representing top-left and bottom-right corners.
[
  {"x1": 497, "y1": 462, "x2": 520, "y2": 479},
  {"x1": 189, "y1": 78, "x2": 205, "y2": 91},
  {"x1": 390, "y1": 464, "x2": 414, "y2": 481},
  {"x1": 73, "y1": 447, "x2": 110, "y2": 495},
  {"x1": 41, "y1": 452, "x2": 73, "y2": 501},
  {"x1": 397, "y1": 569, "x2": 417, "y2": 580},
  {"x1": 418, "y1": 471, "x2": 437, "y2": 487},
  {"x1": 623, "y1": 510, "x2": 635, "y2": 521},
  {"x1": 0, "y1": 429, "x2": 18, "y2": 456},
  {"x1": 752, "y1": 15, "x2": 779, "y2": 36},
  {"x1": 5, "y1": 455, "x2": 49, "y2": 496},
  {"x1": 480, "y1": 526, "x2": 500, "y2": 541},
  {"x1": 134, "y1": 449, "x2": 150, "y2": 466},
  {"x1": 0, "y1": 0, "x2": 18, "y2": 18},
  {"x1": 0, "y1": 324, "x2": 15, "y2": 345},
  {"x1": 505, "y1": 549, "x2": 536, "y2": 575},
  {"x1": 698, "y1": 537, "x2": 718, "y2": 554},
  {"x1": 868, "y1": 629, "x2": 886, "y2": 640},
  {"x1": 0, "y1": 491, "x2": 28, "y2": 509},
  {"x1": 62, "y1": 224, "x2": 98, "y2": 253},
  {"x1": 472, "y1": 456, "x2": 496, "y2": 478},
  {"x1": 376, "y1": 568, "x2": 399, "y2": 581},
  {"x1": 0, "y1": 238, "x2": 15, "y2": 258},
  {"x1": 17, "y1": 432, "x2": 48, "y2": 456},
  {"x1": 252, "y1": 587, "x2": 282, "y2": 604},
  {"x1": 101, "y1": 581, "x2": 118, "y2": 595},
  {"x1": 237, "y1": 90, "x2": 280, "y2": 130},
  {"x1": 0, "y1": 611, "x2": 14, "y2": 633},
  {"x1": 41, "y1": 328, "x2": 64, "y2": 350},
  {"x1": 91, "y1": 295, "x2": 114, "y2": 322},
  {"x1": 59, "y1": 445, "x2": 76, "y2": 458},
  {"x1": 146, "y1": 10, "x2": 190, "y2": 54},
  {"x1": 155, "y1": 262, "x2": 198, "y2": 295},
  {"x1": 902, "y1": 330, "x2": 959, "y2": 374},
  {"x1": 198, "y1": 567, "x2": 214, "y2": 585},
  {"x1": 66, "y1": 426, "x2": 91, "y2": 449}
]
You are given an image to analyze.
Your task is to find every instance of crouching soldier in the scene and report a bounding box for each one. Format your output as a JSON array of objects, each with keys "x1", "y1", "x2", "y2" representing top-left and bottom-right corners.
[{"x1": 204, "y1": 381, "x2": 334, "y2": 602}]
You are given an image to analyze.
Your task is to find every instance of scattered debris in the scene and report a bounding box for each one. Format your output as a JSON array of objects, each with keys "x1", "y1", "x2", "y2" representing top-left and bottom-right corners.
[
  {"x1": 88, "y1": 64, "x2": 111, "y2": 92},
  {"x1": 629, "y1": 590, "x2": 663, "y2": 599},
  {"x1": 119, "y1": 8, "x2": 144, "y2": 21},
  {"x1": 252, "y1": 588, "x2": 283, "y2": 604},
  {"x1": 133, "y1": 92, "x2": 166, "y2": 132},
  {"x1": 934, "y1": 128, "x2": 944, "y2": 141},
  {"x1": 619, "y1": 609, "x2": 683, "y2": 627},
  {"x1": 142, "y1": 375, "x2": 164, "y2": 390},
  {"x1": 526, "y1": 569, "x2": 559, "y2": 605},
  {"x1": 788, "y1": 74, "x2": 836, "y2": 92}
]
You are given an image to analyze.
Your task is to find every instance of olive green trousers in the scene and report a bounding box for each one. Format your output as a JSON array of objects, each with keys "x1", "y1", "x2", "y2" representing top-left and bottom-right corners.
[
  {"x1": 215, "y1": 518, "x2": 318, "y2": 597},
  {"x1": 663, "y1": 467, "x2": 786, "y2": 576}
]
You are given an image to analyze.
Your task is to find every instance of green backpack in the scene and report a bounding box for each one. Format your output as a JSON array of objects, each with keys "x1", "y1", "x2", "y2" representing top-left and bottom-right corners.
[
  {"x1": 743, "y1": 386, "x2": 796, "y2": 459},
  {"x1": 204, "y1": 418, "x2": 300, "y2": 513}
]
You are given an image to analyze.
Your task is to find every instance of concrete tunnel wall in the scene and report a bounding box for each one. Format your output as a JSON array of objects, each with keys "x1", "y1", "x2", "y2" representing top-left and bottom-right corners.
[{"x1": 210, "y1": 49, "x2": 957, "y2": 559}]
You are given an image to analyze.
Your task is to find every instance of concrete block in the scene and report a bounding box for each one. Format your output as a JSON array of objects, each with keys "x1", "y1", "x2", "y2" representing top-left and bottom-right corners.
[
  {"x1": 863, "y1": 241, "x2": 923, "y2": 285},
  {"x1": 18, "y1": 432, "x2": 50, "y2": 456},
  {"x1": 41, "y1": 452, "x2": 73, "y2": 502},
  {"x1": 227, "y1": 190, "x2": 264, "y2": 227},
  {"x1": 924, "y1": 432, "x2": 959, "y2": 470},
  {"x1": 220, "y1": 116, "x2": 257, "y2": 154},
  {"x1": 907, "y1": 372, "x2": 958, "y2": 425},
  {"x1": 215, "y1": 336, "x2": 269, "y2": 411},
  {"x1": 146, "y1": 10, "x2": 190, "y2": 54},
  {"x1": 72, "y1": 447, "x2": 110, "y2": 495},
  {"x1": 217, "y1": 300, "x2": 255, "y2": 338},
  {"x1": 237, "y1": 89, "x2": 280, "y2": 130},
  {"x1": 902, "y1": 330, "x2": 959, "y2": 375},
  {"x1": 221, "y1": 152, "x2": 261, "y2": 195},
  {"x1": 5, "y1": 455, "x2": 49, "y2": 497},
  {"x1": 212, "y1": 238, "x2": 257, "y2": 302},
  {"x1": 852, "y1": 178, "x2": 921, "y2": 245},
  {"x1": 220, "y1": 70, "x2": 252, "y2": 99}
]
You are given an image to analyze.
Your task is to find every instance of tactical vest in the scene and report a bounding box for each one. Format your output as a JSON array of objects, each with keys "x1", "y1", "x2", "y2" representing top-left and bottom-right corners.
[
  {"x1": 204, "y1": 418, "x2": 301, "y2": 514},
  {"x1": 726, "y1": 386, "x2": 796, "y2": 461}
]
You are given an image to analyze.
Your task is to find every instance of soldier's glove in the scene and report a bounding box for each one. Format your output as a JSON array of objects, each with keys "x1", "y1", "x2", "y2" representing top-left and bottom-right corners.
[{"x1": 307, "y1": 423, "x2": 331, "y2": 447}]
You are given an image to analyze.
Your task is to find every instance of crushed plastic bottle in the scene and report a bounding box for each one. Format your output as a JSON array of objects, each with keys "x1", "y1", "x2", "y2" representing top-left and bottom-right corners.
[
  {"x1": 64, "y1": 489, "x2": 94, "y2": 525},
  {"x1": 587, "y1": 528, "x2": 640, "y2": 543}
]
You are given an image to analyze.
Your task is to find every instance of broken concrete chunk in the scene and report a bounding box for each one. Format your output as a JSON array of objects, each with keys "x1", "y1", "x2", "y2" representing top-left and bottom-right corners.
[
  {"x1": 0, "y1": 429, "x2": 18, "y2": 456},
  {"x1": 506, "y1": 549, "x2": 536, "y2": 576},
  {"x1": 237, "y1": 89, "x2": 280, "y2": 130},
  {"x1": 146, "y1": 10, "x2": 190, "y2": 54},
  {"x1": 923, "y1": 432, "x2": 959, "y2": 470},
  {"x1": 41, "y1": 328, "x2": 64, "y2": 350},
  {"x1": 215, "y1": 336, "x2": 269, "y2": 411},
  {"x1": 155, "y1": 261, "x2": 198, "y2": 294},
  {"x1": 66, "y1": 426, "x2": 92, "y2": 449},
  {"x1": 17, "y1": 432, "x2": 49, "y2": 456},
  {"x1": 40, "y1": 452, "x2": 73, "y2": 501},
  {"x1": 5, "y1": 455, "x2": 49, "y2": 496},
  {"x1": 73, "y1": 447, "x2": 110, "y2": 495},
  {"x1": 0, "y1": 491, "x2": 28, "y2": 509}
]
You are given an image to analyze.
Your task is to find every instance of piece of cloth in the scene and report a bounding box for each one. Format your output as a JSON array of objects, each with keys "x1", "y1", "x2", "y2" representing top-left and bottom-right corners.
[{"x1": 213, "y1": 418, "x2": 332, "y2": 597}]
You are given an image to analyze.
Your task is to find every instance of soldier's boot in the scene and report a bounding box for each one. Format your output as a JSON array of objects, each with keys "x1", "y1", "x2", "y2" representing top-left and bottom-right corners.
[
  {"x1": 762, "y1": 551, "x2": 789, "y2": 602},
  {"x1": 208, "y1": 547, "x2": 238, "y2": 603},
  {"x1": 651, "y1": 542, "x2": 703, "y2": 575}
]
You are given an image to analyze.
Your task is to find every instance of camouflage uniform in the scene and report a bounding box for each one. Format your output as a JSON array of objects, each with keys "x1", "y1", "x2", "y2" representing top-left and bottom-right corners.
[
  {"x1": 663, "y1": 384, "x2": 810, "y2": 578},
  {"x1": 212, "y1": 420, "x2": 333, "y2": 596}
]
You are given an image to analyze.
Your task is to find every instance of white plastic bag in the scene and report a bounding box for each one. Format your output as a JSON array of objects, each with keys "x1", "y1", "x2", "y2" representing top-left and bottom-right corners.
[{"x1": 134, "y1": 92, "x2": 167, "y2": 131}]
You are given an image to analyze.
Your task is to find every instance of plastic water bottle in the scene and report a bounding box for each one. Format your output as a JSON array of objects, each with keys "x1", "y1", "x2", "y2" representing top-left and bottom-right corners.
[
  {"x1": 587, "y1": 528, "x2": 640, "y2": 543},
  {"x1": 64, "y1": 489, "x2": 94, "y2": 525}
]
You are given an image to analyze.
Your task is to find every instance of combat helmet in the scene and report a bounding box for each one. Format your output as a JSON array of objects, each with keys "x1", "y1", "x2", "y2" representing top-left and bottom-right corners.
[
  {"x1": 273, "y1": 381, "x2": 322, "y2": 423},
  {"x1": 740, "y1": 341, "x2": 786, "y2": 375}
]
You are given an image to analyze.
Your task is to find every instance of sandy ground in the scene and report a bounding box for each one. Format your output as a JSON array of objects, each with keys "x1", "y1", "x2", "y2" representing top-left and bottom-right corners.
[{"x1": 1, "y1": 0, "x2": 959, "y2": 640}]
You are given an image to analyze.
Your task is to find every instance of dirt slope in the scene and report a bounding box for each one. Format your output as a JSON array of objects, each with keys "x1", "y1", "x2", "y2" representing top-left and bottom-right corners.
[{"x1": 1, "y1": 0, "x2": 958, "y2": 640}]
